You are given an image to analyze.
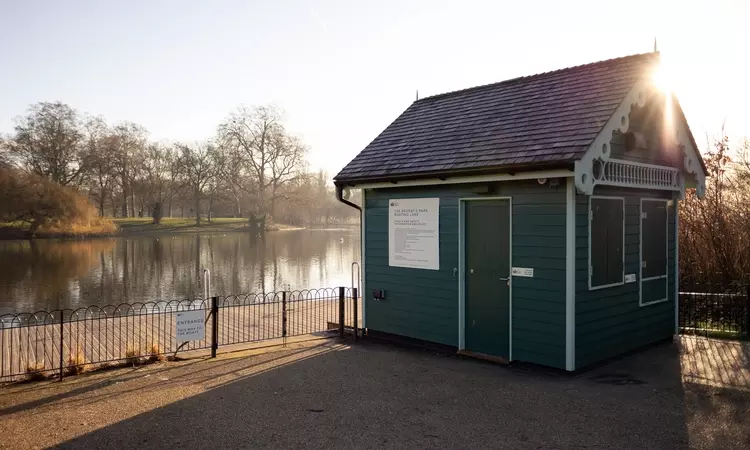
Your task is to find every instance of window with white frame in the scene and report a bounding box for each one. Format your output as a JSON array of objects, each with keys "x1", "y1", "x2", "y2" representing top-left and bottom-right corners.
[
  {"x1": 589, "y1": 197, "x2": 625, "y2": 289},
  {"x1": 641, "y1": 199, "x2": 668, "y2": 280}
]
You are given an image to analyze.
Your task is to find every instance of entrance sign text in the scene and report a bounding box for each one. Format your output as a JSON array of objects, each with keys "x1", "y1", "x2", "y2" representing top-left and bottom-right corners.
[
  {"x1": 176, "y1": 310, "x2": 205, "y2": 342},
  {"x1": 388, "y1": 198, "x2": 440, "y2": 270}
]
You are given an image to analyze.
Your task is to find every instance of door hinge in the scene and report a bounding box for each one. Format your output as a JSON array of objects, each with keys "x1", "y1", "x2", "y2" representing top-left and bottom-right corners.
[
  {"x1": 589, "y1": 266, "x2": 593, "y2": 277},
  {"x1": 641, "y1": 212, "x2": 647, "y2": 219}
]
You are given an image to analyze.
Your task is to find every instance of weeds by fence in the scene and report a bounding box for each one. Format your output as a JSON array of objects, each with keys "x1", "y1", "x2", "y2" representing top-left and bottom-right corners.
[{"x1": 0, "y1": 287, "x2": 360, "y2": 383}]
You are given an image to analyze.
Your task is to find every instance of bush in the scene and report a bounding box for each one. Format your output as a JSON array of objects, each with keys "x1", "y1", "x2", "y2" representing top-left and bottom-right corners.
[
  {"x1": 0, "y1": 167, "x2": 116, "y2": 235},
  {"x1": 25, "y1": 362, "x2": 48, "y2": 381},
  {"x1": 65, "y1": 349, "x2": 90, "y2": 376},
  {"x1": 125, "y1": 346, "x2": 142, "y2": 366},
  {"x1": 147, "y1": 343, "x2": 166, "y2": 362}
]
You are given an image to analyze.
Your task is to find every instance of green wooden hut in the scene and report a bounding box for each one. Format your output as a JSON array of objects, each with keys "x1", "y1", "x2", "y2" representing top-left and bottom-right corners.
[{"x1": 334, "y1": 52, "x2": 707, "y2": 371}]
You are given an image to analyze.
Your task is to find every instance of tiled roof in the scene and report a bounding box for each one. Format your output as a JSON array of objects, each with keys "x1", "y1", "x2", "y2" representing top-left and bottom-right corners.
[{"x1": 334, "y1": 52, "x2": 660, "y2": 183}]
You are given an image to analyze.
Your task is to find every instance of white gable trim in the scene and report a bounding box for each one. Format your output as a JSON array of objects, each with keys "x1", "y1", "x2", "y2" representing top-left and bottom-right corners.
[{"x1": 574, "y1": 83, "x2": 706, "y2": 198}]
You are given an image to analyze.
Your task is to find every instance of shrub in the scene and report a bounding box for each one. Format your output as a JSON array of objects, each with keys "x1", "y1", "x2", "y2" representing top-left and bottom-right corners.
[
  {"x1": 25, "y1": 362, "x2": 47, "y2": 381},
  {"x1": 125, "y1": 346, "x2": 142, "y2": 366},
  {"x1": 65, "y1": 349, "x2": 89, "y2": 376},
  {"x1": 0, "y1": 166, "x2": 116, "y2": 236},
  {"x1": 147, "y1": 343, "x2": 166, "y2": 362}
]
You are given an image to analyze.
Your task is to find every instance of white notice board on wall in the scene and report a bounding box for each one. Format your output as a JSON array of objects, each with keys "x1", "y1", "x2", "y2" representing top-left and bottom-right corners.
[{"x1": 388, "y1": 198, "x2": 440, "y2": 270}]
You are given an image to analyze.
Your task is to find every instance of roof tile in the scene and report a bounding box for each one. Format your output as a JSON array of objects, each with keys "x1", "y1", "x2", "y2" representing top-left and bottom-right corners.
[{"x1": 335, "y1": 53, "x2": 659, "y2": 183}]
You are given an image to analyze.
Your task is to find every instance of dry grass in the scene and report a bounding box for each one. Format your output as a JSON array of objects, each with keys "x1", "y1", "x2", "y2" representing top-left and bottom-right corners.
[
  {"x1": 147, "y1": 343, "x2": 166, "y2": 362},
  {"x1": 125, "y1": 346, "x2": 142, "y2": 366},
  {"x1": 65, "y1": 349, "x2": 90, "y2": 376},
  {"x1": 25, "y1": 362, "x2": 48, "y2": 381},
  {"x1": 39, "y1": 217, "x2": 117, "y2": 235}
]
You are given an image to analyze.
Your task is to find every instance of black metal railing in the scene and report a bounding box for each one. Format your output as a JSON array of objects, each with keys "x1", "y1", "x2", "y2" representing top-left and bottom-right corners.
[
  {"x1": 679, "y1": 283, "x2": 750, "y2": 340},
  {"x1": 0, "y1": 287, "x2": 361, "y2": 383}
]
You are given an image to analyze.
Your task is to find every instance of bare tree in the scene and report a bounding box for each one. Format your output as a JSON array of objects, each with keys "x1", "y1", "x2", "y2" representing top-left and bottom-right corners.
[
  {"x1": 217, "y1": 105, "x2": 306, "y2": 220},
  {"x1": 215, "y1": 143, "x2": 249, "y2": 217},
  {"x1": 679, "y1": 132, "x2": 750, "y2": 285},
  {"x1": 82, "y1": 117, "x2": 115, "y2": 216},
  {"x1": 7, "y1": 102, "x2": 86, "y2": 186},
  {"x1": 177, "y1": 142, "x2": 220, "y2": 225},
  {"x1": 269, "y1": 134, "x2": 307, "y2": 218},
  {"x1": 111, "y1": 122, "x2": 147, "y2": 217}
]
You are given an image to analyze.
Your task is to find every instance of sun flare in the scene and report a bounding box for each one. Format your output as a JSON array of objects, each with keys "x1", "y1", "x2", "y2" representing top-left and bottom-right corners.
[{"x1": 652, "y1": 61, "x2": 673, "y2": 95}]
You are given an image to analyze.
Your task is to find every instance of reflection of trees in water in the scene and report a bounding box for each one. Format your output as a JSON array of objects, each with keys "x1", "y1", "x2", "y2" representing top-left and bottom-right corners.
[
  {"x1": 0, "y1": 230, "x2": 360, "y2": 313},
  {"x1": 0, "y1": 239, "x2": 116, "y2": 312}
]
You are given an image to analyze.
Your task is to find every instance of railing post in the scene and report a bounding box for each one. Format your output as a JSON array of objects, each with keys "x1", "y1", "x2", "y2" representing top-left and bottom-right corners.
[
  {"x1": 282, "y1": 291, "x2": 287, "y2": 345},
  {"x1": 353, "y1": 287, "x2": 358, "y2": 340},
  {"x1": 338, "y1": 287, "x2": 345, "y2": 338},
  {"x1": 59, "y1": 311, "x2": 64, "y2": 382},
  {"x1": 211, "y1": 296, "x2": 219, "y2": 358},
  {"x1": 745, "y1": 285, "x2": 750, "y2": 338}
]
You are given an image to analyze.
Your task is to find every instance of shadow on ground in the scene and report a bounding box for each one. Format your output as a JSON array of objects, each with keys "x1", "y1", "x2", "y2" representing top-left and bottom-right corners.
[{"x1": 1, "y1": 337, "x2": 748, "y2": 449}]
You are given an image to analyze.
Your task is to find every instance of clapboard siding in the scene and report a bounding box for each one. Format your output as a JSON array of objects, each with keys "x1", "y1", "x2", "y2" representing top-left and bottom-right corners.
[
  {"x1": 575, "y1": 186, "x2": 676, "y2": 368},
  {"x1": 364, "y1": 180, "x2": 567, "y2": 368}
]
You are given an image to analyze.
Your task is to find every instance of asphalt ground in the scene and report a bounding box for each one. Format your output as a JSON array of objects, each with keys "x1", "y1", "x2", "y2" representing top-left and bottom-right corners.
[{"x1": 0, "y1": 336, "x2": 748, "y2": 449}]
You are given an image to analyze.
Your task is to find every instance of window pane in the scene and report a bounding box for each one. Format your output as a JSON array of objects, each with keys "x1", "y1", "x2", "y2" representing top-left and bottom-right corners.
[
  {"x1": 590, "y1": 198, "x2": 624, "y2": 287},
  {"x1": 607, "y1": 200, "x2": 624, "y2": 281},
  {"x1": 642, "y1": 201, "x2": 667, "y2": 278}
]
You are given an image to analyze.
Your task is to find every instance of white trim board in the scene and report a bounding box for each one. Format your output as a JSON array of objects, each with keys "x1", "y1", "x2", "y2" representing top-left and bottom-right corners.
[
  {"x1": 639, "y1": 198, "x2": 670, "y2": 307},
  {"x1": 674, "y1": 200, "x2": 679, "y2": 333},
  {"x1": 565, "y1": 178, "x2": 576, "y2": 371},
  {"x1": 588, "y1": 196, "x2": 626, "y2": 290},
  {"x1": 361, "y1": 189, "x2": 367, "y2": 328},
  {"x1": 457, "y1": 196, "x2": 513, "y2": 361},
  {"x1": 345, "y1": 169, "x2": 572, "y2": 190}
]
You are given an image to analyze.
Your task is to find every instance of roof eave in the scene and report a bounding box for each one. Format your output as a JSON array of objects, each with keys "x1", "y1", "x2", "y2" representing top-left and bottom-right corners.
[{"x1": 334, "y1": 161, "x2": 575, "y2": 187}]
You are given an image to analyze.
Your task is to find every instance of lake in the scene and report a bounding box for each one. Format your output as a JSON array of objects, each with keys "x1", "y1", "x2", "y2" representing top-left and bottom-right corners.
[{"x1": 0, "y1": 229, "x2": 360, "y2": 314}]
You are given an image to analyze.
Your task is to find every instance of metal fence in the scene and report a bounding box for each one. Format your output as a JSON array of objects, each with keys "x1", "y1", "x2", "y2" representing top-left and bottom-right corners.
[
  {"x1": 679, "y1": 283, "x2": 750, "y2": 340},
  {"x1": 0, "y1": 287, "x2": 361, "y2": 383}
]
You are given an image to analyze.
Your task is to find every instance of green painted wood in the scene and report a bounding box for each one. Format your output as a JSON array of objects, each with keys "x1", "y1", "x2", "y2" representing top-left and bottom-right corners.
[
  {"x1": 465, "y1": 200, "x2": 511, "y2": 357},
  {"x1": 575, "y1": 187, "x2": 676, "y2": 369},
  {"x1": 363, "y1": 180, "x2": 567, "y2": 368}
]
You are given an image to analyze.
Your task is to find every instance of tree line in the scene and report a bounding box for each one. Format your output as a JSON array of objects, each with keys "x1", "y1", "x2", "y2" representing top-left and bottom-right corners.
[
  {"x1": 679, "y1": 132, "x2": 750, "y2": 286},
  {"x1": 0, "y1": 102, "x2": 358, "y2": 227}
]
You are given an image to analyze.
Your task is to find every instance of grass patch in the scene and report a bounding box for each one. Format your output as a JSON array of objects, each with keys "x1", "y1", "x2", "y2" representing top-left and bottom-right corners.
[{"x1": 113, "y1": 217, "x2": 248, "y2": 233}]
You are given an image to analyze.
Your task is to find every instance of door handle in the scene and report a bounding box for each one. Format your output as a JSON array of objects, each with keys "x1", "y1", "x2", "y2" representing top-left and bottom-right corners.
[{"x1": 499, "y1": 277, "x2": 509, "y2": 281}]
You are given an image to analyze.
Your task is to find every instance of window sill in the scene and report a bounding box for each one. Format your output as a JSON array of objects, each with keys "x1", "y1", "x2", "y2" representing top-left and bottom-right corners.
[
  {"x1": 640, "y1": 298, "x2": 669, "y2": 307},
  {"x1": 589, "y1": 280, "x2": 625, "y2": 291}
]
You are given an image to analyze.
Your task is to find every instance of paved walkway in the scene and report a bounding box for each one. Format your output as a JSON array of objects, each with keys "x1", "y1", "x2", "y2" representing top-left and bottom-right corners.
[{"x1": 0, "y1": 336, "x2": 748, "y2": 449}]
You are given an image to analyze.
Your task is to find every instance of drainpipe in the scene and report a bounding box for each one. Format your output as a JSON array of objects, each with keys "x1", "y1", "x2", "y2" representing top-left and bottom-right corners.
[
  {"x1": 335, "y1": 182, "x2": 363, "y2": 288},
  {"x1": 335, "y1": 184, "x2": 361, "y2": 213}
]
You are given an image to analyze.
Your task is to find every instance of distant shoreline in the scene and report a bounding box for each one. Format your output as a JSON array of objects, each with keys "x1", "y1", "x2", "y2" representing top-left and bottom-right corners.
[{"x1": 0, "y1": 218, "x2": 322, "y2": 240}]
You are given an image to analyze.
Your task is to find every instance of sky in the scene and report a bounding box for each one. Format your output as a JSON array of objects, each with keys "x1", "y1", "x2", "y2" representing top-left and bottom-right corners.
[{"x1": 1, "y1": 0, "x2": 748, "y2": 176}]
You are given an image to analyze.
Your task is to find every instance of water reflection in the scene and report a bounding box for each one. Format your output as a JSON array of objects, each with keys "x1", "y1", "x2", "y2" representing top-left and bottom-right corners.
[{"x1": 0, "y1": 229, "x2": 359, "y2": 314}]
